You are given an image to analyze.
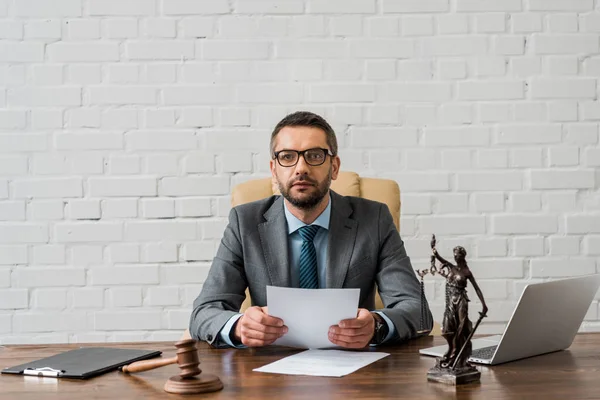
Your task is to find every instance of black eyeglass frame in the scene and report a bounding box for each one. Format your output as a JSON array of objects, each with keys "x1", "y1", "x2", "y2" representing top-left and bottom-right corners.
[{"x1": 273, "y1": 147, "x2": 335, "y2": 167}]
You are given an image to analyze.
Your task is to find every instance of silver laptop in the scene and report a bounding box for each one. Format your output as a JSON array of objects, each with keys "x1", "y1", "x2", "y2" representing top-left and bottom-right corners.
[{"x1": 419, "y1": 274, "x2": 600, "y2": 365}]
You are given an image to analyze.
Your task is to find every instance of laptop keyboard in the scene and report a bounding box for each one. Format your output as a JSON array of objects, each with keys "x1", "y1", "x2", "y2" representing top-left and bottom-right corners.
[{"x1": 470, "y1": 345, "x2": 498, "y2": 360}]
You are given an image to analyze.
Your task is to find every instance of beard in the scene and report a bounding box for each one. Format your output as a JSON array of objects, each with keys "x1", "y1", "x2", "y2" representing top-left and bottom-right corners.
[{"x1": 277, "y1": 168, "x2": 332, "y2": 210}]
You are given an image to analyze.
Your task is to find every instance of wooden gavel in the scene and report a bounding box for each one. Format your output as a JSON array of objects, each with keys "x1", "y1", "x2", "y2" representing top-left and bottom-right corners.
[
  {"x1": 122, "y1": 339, "x2": 200, "y2": 378},
  {"x1": 121, "y1": 339, "x2": 223, "y2": 395}
]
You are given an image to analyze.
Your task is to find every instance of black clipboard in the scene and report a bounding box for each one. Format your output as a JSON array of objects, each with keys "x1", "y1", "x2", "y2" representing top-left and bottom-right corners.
[{"x1": 1, "y1": 347, "x2": 162, "y2": 379}]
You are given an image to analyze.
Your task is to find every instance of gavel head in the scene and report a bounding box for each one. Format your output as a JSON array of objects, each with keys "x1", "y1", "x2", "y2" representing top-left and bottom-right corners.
[{"x1": 174, "y1": 339, "x2": 201, "y2": 378}]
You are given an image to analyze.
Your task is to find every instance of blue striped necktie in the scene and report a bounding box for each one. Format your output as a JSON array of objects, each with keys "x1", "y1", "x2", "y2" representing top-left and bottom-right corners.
[{"x1": 298, "y1": 225, "x2": 320, "y2": 289}]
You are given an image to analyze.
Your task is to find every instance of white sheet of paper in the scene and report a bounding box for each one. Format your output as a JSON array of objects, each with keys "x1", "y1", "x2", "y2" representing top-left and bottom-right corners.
[
  {"x1": 267, "y1": 286, "x2": 360, "y2": 349},
  {"x1": 253, "y1": 349, "x2": 390, "y2": 377}
]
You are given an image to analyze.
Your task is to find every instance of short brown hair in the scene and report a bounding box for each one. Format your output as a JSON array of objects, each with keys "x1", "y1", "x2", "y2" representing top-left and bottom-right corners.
[{"x1": 270, "y1": 111, "x2": 338, "y2": 157}]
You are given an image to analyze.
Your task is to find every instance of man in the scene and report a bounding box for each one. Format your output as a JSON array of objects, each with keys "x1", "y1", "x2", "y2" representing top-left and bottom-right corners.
[{"x1": 189, "y1": 111, "x2": 432, "y2": 349}]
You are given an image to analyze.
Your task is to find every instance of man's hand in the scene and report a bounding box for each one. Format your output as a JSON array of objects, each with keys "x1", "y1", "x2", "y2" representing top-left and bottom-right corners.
[
  {"x1": 233, "y1": 306, "x2": 287, "y2": 347},
  {"x1": 328, "y1": 308, "x2": 375, "y2": 349}
]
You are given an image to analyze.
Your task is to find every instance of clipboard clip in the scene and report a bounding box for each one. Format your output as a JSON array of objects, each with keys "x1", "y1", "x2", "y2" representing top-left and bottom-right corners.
[{"x1": 23, "y1": 367, "x2": 64, "y2": 377}]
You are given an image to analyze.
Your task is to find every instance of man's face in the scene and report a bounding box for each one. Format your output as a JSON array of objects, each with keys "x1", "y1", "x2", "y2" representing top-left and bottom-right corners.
[{"x1": 270, "y1": 126, "x2": 340, "y2": 210}]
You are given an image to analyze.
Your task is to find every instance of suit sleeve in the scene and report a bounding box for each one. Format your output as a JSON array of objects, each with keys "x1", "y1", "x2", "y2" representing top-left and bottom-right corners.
[
  {"x1": 188, "y1": 207, "x2": 248, "y2": 348},
  {"x1": 375, "y1": 204, "x2": 433, "y2": 341}
]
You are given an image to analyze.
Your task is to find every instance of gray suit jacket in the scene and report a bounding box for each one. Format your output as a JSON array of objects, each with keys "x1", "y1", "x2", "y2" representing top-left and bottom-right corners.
[{"x1": 189, "y1": 190, "x2": 433, "y2": 348}]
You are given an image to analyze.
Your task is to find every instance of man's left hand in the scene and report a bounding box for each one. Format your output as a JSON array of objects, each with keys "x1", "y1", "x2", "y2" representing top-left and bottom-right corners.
[{"x1": 328, "y1": 308, "x2": 374, "y2": 349}]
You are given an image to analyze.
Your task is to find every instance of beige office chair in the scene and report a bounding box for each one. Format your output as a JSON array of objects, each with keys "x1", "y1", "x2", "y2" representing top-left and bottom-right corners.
[
  {"x1": 183, "y1": 171, "x2": 439, "y2": 339},
  {"x1": 232, "y1": 171, "x2": 399, "y2": 311}
]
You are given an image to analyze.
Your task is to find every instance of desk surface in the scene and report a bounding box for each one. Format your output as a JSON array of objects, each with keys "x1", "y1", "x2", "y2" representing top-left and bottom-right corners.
[{"x1": 1, "y1": 334, "x2": 600, "y2": 400}]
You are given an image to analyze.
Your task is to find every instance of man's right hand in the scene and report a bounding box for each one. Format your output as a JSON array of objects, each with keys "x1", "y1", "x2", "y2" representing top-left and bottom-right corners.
[{"x1": 233, "y1": 306, "x2": 287, "y2": 347}]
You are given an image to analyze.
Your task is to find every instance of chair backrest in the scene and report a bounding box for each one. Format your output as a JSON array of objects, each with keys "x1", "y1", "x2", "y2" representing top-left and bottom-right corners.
[
  {"x1": 233, "y1": 171, "x2": 401, "y2": 312},
  {"x1": 232, "y1": 171, "x2": 401, "y2": 231}
]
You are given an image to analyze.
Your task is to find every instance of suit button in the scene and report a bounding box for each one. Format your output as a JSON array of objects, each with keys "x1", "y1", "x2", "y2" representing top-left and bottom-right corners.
[{"x1": 207, "y1": 334, "x2": 213, "y2": 341}]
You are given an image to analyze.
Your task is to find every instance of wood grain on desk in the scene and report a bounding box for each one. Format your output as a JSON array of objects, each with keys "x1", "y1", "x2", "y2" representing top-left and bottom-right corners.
[{"x1": 1, "y1": 334, "x2": 600, "y2": 400}]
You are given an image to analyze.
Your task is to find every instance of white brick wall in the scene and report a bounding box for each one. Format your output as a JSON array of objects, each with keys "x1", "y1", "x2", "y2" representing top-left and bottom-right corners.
[{"x1": 1, "y1": 1, "x2": 599, "y2": 344}]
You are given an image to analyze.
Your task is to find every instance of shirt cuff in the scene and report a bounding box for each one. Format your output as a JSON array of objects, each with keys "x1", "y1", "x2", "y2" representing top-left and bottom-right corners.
[{"x1": 218, "y1": 313, "x2": 247, "y2": 349}]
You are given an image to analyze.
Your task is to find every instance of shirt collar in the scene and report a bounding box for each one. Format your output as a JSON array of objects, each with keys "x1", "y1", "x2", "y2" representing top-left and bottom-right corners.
[{"x1": 284, "y1": 192, "x2": 331, "y2": 235}]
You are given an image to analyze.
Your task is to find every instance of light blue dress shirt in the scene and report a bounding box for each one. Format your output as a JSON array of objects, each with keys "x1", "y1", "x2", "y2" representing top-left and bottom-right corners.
[
  {"x1": 284, "y1": 194, "x2": 330, "y2": 289},
  {"x1": 218, "y1": 194, "x2": 396, "y2": 347}
]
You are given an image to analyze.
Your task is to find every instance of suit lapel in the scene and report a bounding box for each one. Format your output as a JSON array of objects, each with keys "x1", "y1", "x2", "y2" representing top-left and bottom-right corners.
[
  {"x1": 258, "y1": 196, "x2": 291, "y2": 288},
  {"x1": 326, "y1": 191, "x2": 357, "y2": 288}
]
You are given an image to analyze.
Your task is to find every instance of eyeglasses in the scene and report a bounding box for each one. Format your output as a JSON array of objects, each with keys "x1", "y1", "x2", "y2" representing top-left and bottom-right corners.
[{"x1": 273, "y1": 148, "x2": 334, "y2": 167}]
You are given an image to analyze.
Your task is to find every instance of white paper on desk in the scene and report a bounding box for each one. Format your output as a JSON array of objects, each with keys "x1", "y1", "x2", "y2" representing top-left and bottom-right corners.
[
  {"x1": 253, "y1": 349, "x2": 389, "y2": 377},
  {"x1": 267, "y1": 286, "x2": 360, "y2": 349}
]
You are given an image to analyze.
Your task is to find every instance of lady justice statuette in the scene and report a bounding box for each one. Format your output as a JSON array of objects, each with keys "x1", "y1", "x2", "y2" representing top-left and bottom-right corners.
[{"x1": 417, "y1": 234, "x2": 488, "y2": 385}]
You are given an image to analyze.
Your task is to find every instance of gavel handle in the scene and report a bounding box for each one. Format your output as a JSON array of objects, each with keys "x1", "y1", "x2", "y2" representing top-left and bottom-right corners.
[{"x1": 121, "y1": 356, "x2": 178, "y2": 373}]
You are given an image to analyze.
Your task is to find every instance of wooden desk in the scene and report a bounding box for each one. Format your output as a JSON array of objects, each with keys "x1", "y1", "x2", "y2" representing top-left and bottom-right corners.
[{"x1": 2, "y1": 334, "x2": 600, "y2": 400}]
